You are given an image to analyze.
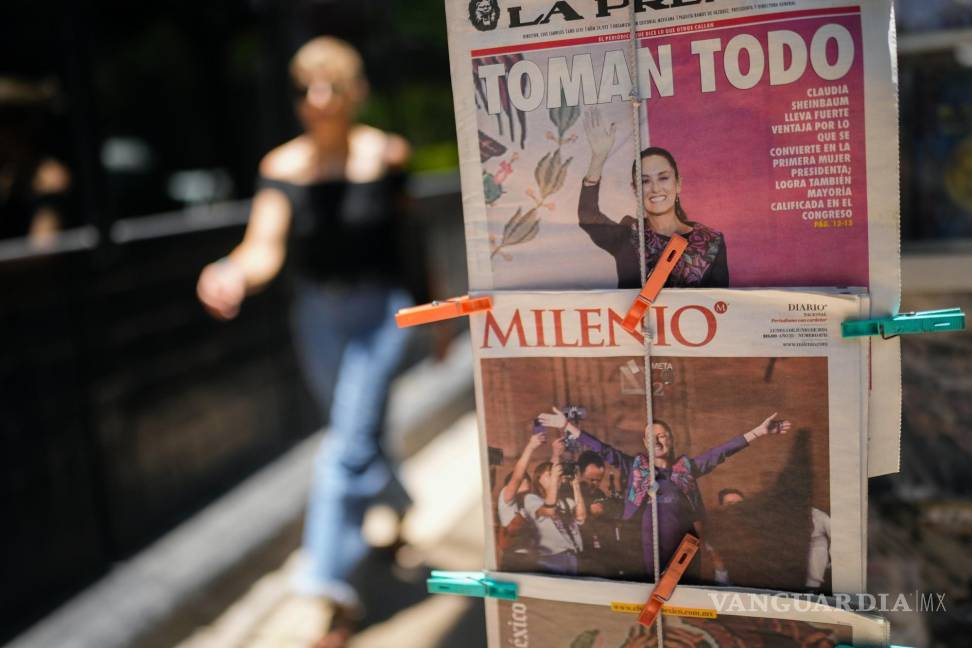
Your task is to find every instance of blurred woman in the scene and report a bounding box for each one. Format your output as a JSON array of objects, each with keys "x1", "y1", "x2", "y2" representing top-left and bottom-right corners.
[{"x1": 196, "y1": 37, "x2": 413, "y2": 647}]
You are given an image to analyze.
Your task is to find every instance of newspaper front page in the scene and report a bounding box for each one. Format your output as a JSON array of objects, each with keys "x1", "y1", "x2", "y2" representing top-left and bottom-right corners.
[
  {"x1": 470, "y1": 289, "x2": 867, "y2": 594},
  {"x1": 484, "y1": 573, "x2": 889, "y2": 648},
  {"x1": 446, "y1": 0, "x2": 901, "y2": 475}
]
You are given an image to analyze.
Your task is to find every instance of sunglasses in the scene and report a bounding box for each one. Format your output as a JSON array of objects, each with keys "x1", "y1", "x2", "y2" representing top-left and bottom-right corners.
[{"x1": 292, "y1": 80, "x2": 350, "y2": 101}]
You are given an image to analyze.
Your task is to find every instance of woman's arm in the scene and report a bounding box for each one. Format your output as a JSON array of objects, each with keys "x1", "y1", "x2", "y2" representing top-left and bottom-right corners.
[
  {"x1": 582, "y1": 108, "x2": 615, "y2": 184},
  {"x1": 544, "y1": 462, "x2": 563, "y2": 509},
  {"x1": 196, "y1": 186, "x2": 291, "y2": 320},
  {"x1": 571, "y1": 473, "x2": 587, "y2": 524},
  {"x1": 538, "y1": 408, "x2": 635, "y2": 471},
  {"x1": 692, "y1": 413, "x2": 791, "y2": 477},
  {"x1": 578, "y1": 109, "x2": 629, "y2": 254},
  {"x1": 500, "y1": 430, "x2": 546, "y2": 505}
]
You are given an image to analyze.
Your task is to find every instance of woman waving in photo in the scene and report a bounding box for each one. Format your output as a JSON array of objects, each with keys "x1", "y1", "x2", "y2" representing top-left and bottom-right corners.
[{"x1": 578, "y1": 107, "x2": 729, "y2": 288}]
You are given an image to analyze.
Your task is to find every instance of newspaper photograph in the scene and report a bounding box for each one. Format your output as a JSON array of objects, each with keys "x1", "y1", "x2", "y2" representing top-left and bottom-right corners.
[
  {"x1": 485, "y1": 573, "x2": 889, "y2": 648},
  {"x1": 471, "y1": 289, "x2": 867, "y2": 593},
  {"x1": 447, "y1": 0, "x2": 901, "y2": 476}
]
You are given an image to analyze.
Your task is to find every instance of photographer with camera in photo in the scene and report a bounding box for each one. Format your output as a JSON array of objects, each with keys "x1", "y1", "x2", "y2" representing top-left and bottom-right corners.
[
  {"x1": 538, "y1": 407, "x2": 790, "y2": 580},
  {"x1": 574, "y1": 450, "x2": 628, "y2": 577},
  {"x1": 522, "y1": 436, "x2": 587, "y2": 575},
  {"x1": 496, "y1": 426, "x2": 544, "y2": 571}
]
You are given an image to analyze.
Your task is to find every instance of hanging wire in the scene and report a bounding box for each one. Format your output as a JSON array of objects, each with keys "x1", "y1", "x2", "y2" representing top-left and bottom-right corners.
[{"x1": 625, "y1": 4, "x2": 664, "y2": 647}]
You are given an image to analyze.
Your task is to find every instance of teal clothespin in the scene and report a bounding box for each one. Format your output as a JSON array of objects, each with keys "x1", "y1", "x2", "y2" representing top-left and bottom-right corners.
[
  {"x1": 842, "y1": 308, "x2": 966, "y2": 339},
  {"x1": 427, "y1": 570, "x2": 518, "y2": 600}
]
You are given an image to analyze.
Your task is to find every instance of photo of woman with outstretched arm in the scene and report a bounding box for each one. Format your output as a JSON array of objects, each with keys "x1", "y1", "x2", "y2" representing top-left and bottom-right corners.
[
  {"x1": 537, "y1": 408, "x2": 789, "y2": 579},
  {"x1": 579, "y1": 107, "x2": 729, "y2": 288},
  {"x1": 480, "y1": 353, "x2": 842, "y2": 592}
]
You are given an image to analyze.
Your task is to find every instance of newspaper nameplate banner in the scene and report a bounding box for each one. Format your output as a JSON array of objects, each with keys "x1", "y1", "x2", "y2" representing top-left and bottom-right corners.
[
  {"x1": 446, "y1": 0, "x2": 901, "y2": 476},
  {"x1": 470, "y1": 289, "x2": 867, "y2": 594},
  {"x1": 484, "y1": 573, "x2": 889, "y2": 648}
]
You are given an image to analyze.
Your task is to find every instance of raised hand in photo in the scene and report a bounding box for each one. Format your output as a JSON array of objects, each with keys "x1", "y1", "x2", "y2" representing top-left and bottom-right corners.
[
  {"x1": 583, "y1": 107, "x2": 617, "y2": 183},
  {"x1": 537, "y1": 406, "x2": 581, "y2": 438},
  {"x1": 743, "y1": 412, "x2": 792, "y2": 443},
  {"x1": 526, "y1": 428, "x2": 547, "y2": 450}
]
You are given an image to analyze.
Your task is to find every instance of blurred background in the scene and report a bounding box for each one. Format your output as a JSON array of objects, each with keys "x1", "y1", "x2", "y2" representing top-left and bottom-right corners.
[{"x1": 1, "y1": 0, "x2": 971, "y2": 647}]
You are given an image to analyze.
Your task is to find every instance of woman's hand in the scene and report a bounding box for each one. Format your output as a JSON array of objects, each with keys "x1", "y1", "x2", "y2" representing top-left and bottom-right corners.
[
  {"x1": 538, "y1": 407, "x2": 567, "y2": 430},
  {"x1": 744, "y1": 412, "x2": 792, "y2": 443},
  {"x1": 538, "y1": 407, "x2": 582, "y2": 440},
  {"x1": 583, "y1": 107, "x2": 617, "y2": 183},
  {"x1": 571, "y1": 470, "x2": 583, "y2": 490},
  {"x1": 197, "y1": 259, "x2": 247, "y2": 320},
  {"x1": 526, "y1": 430, "x2": 547, "y2": 452}
]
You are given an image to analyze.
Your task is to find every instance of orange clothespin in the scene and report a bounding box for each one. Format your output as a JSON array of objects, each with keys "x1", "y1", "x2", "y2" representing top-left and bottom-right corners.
[
  {"x1": 622, "y1": 235, "x2": 688, "y2": 334},
  {"x1": 395, "y1": 295, "x2": 493, "y2": 328},
  {"x1": 638, "y1": 533, "x2": 700, "y2": 628}
]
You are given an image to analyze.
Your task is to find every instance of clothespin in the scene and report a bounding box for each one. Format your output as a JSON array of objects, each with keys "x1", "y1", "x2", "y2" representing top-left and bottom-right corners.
[
  {"x1": 395, "y1": 295, "x2": 492, "y2": 328},
  {"x1": 622, "y1": 235, "x2": 688, "y2": 334},
  {"x1": 638, "y1": 533, "x2": 700, "y2": 628},
  {"x1": 426, "y1": 570, "x2": 518, "y2": 600},
  {"x1": 841, "y1": 308, "x2": 965, "y2": 339}
]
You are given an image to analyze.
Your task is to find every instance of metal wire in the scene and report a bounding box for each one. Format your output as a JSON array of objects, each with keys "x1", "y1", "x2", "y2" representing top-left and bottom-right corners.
[{"x1": 625, "y1": 5, "x2": 664, "y2": 646}]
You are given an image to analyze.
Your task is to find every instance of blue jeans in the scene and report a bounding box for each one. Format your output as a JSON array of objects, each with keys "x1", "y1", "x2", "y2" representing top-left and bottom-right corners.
[{"x1": 290, "y1": 280, "x2": 413, "y2": 608}]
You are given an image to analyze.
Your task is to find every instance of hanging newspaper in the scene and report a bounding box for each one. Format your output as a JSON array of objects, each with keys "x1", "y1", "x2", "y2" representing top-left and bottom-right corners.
[
  {"x1": 446, "y1": 0, "x2": 901, "y2": 476},
  {"x1": 470, "y1": 289, "x2": 867, "y2": 593},
  {"x1": 486, "y1": 573, "x2": 889, "y2": 647}
]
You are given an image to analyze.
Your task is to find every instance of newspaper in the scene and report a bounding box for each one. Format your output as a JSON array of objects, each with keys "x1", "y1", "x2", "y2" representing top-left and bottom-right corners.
[
  {"x1": 485, "y1": 573, "x2": 889, "y2": 647},
  {"x1": 470, "y1": 289, "x2": 868, "y2": 594},
  {"x1": 446, "y1": 0, "x2": 901, "y2": 476}
]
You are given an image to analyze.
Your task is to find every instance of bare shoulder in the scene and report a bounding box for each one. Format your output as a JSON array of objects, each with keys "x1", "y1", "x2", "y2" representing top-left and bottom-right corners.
[
  {"x1": 383, "y1": 132, "x2": 411, "y2": 169},
  {"x1": 32, "y1": 158, "x2": 71, "y2": 194},
  {"x1": 258, "y1": 137, "x2": 316, "y2": 183},
  {"x1": 350, "y1": 125, "x2": 410, "y2": 172}
]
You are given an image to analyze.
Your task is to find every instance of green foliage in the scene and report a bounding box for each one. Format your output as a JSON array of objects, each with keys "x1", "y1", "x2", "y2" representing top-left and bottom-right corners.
[{"x1": 550, "y1": 90, "x2": 581, "y2": 141}]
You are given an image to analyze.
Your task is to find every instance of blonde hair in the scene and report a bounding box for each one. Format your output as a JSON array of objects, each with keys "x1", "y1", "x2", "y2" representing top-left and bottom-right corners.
[{"x1": 289, "y1": 36, "x2": 365, "y2": 84}]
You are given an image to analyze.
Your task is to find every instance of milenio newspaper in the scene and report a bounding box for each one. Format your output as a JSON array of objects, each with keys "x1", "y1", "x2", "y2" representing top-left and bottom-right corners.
[
  {"x1": 445, "y1": 0, "x2": 901, "y2": 476},
  {"x1": 470, "y1": 288, "x2": 869, "y2": 595},
  {"x1": 485, "y1": 573, "x2": 889, "y2": 648}
]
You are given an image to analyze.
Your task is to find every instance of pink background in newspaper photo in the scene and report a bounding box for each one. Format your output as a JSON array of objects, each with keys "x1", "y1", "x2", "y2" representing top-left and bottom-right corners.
[{"x1": 643, "y1": 14, "x2": 868, "y2": 288}]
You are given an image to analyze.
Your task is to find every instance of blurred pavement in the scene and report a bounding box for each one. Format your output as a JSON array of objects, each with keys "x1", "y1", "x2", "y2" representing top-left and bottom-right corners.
[
  {"x1": 5, "y1": 334, "x2": 487, "y2": 648},
  {"x1": 175, "y1": 412, "x2": 487, "y2": 648}
]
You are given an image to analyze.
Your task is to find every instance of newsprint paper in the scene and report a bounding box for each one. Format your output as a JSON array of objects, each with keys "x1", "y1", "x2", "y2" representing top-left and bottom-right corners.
[
  {"x1": 446, "y1": 0, "x2": 901, "y2": 476},
  {"x1": 485, "y1": 573, "x2": 889, "y2": 648},
  {"x1": 470, "y1": 289, "x2": 867, "y2": 594}
]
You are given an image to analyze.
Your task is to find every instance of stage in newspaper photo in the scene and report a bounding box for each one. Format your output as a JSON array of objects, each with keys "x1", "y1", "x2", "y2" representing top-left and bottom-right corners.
[{"x1": 482, "y1": 354, "x2": 834, "y2": 593}]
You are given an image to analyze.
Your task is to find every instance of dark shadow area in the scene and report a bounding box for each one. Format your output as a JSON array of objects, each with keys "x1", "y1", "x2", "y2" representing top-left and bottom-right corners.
[{"x1": 705, "y1": 428, "x2": 816, "y2": 592}]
